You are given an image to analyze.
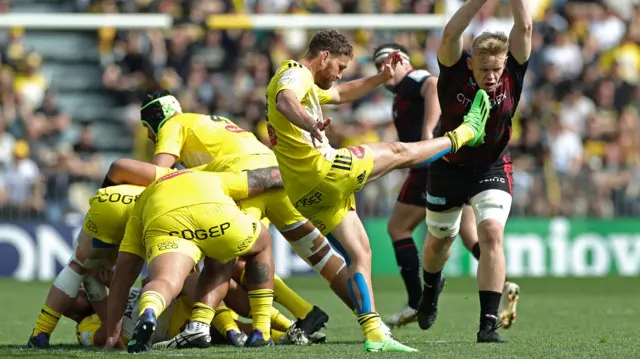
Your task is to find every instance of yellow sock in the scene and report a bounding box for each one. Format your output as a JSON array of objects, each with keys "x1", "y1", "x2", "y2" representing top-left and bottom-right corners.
[
  {"x1": 139, "y1": 291, "x2": 167, "y2": 317},
  {"x1": 191, "y1": 302, "x2": 215, "y2": 325},
  {"x1": 270, "y1": 307, "x2": 293, "y2": 332},
  {"x1": 34, "y1": 305, "x2": 61, "y2": 335},
  {"x1": 273, "y1": 274, "x2": 314, "y2": 319},
  {"x1": 212, "y1": 306, "x2": 240, "y2": 335},
  {"x1": 357, "y1": 312, "x2": 386, "y2": 342},
  {"x1": 271, "y1": 329, "x2": 285, "y2": 343},
  {"x1": 248, "y1": 289, "x2": 274, "y2": 340}
]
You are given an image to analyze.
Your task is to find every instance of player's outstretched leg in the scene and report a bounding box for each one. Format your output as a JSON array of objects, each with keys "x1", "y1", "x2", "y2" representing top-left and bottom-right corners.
[
  {"x1": 365, "y1": 89, "x2": 491, "y2": 183},
  {"x1": 459, "y1": 206, "x2": 521, "y2": 329},
  {"x1": 128, "y1": 252, "x2": 195, "y2": 353},
  {"x1": 329, "y1": 211, "x2": 418, "y2": 353}
]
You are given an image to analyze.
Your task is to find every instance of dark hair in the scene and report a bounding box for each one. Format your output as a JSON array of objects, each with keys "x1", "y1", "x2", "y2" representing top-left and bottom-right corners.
[
  {"x1": 140, "y1": 90, "x2": 175, "y2": 134},
  {"x1": 307, "y1": 30, "x2": 353, "y2": 59},
  {"x1": 372, "y1": 43, "x2": 409, "y2": 63}
]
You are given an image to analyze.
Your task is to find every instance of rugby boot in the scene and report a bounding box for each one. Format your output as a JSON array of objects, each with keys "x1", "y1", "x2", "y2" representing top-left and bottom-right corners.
[
  {"x1": 499, "y1": 281, "x2": 520, "y2": 329},
  {"x1": 226, "y1": 329, "x2": 248, "y2": 347},
  {"x1": 26, "y1": 331, "x2": 50, "y2": 348},
  {"x1": 284, "y1": 306, "x2": 329, "y2": 345},
  {"x1": 477, "y1": 315, "x2": 508, "y2": 343},
  {"x1": 385, "y1": 304, "x2": 418, "y2": 328},
  {"x1": 364, "y1": 337, "x2": 418, "y2": 353},
  {"x1": 127, "y1": 309, "x2": 157, "y2": 353},
  {"x1": 445, "y1": 89, "x2": 491, "y2": 151},
  {"x1": 245, "y1": 329, "x2": 274, "y2": 347},
  {"x1": 463, "y1": 89, "x2": 491, "y2": 147},
  {"x1": 152, "y1": 321, "x2": 211, "y2": 349},
  {"x1": 417, "y1": 276, "x2": 446, "y2": 330}
]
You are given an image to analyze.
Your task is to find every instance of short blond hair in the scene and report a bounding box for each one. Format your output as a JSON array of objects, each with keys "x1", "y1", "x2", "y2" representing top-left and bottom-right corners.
[{"x1": 472, "y1": 31, "x2": 509, "y2": 57}]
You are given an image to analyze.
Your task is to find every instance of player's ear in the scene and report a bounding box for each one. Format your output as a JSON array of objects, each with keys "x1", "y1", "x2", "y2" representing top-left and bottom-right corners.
[
  {"x1": 321, "y1": 51, "x2": 330, "y2": 65},
  {"x1": 466, "y1": 57, "x2": 472, "y2": 71}
]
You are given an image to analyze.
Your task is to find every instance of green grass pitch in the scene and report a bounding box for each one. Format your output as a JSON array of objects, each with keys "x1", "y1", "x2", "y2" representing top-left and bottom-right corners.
[{"x1": 1, "y1": 276, "x2": 638, "y2": 358}]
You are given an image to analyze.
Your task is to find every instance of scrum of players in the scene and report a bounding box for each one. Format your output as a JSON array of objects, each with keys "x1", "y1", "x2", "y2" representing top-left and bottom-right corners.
[{"x1": 26, "y1": 0, "x2": 530, "y2": 352}]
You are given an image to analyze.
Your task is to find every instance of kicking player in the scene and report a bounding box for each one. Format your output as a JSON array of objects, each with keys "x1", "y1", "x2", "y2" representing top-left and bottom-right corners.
[
  {"x1": 417, "y1": 0, "x2": 531, "y2": 343},
  {"x1": 103, "y1": 168, "x2": 280, "y2": 352},
  {"x1": 265, "y1": 30, "x2": 491, "y2": 352},
  {"x1": 372, "y1": 44, "x2": 520, "y2": 328},
  {"x1": 138, "y1": 92, "x2": 354, "y2": 343}
]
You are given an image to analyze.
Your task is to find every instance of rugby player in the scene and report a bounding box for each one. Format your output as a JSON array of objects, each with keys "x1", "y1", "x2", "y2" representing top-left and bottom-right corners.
[
  {"x1": 103, "y1": 168, "x2": 282, "y2": 352},
  {"x1": 417, "y1": 0, "x2": 531, "y2": 343},
  {"x1": 372, "y1": 44, "x2": 520, "y2": 329},
  {"x1": 27, "y1": 163, "x2": 284, "y2": 348},
  {"x1": 137, "y1": 92, "x2": 355, "y2": 344},
  {"x1": 265, "y1": 30, "x2": 491, "y2": 352},
  {"x1": 71, "y1": 267, "x2": 307, "y2": 348}
]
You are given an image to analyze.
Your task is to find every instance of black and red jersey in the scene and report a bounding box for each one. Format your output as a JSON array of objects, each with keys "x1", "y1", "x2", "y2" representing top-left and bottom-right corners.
[
  {"x1": 392, "y1": 69, "x2": 432, "y2": 143},
  {"x1": 434, "y1": 50, "x2": 528, "y2": 165}
]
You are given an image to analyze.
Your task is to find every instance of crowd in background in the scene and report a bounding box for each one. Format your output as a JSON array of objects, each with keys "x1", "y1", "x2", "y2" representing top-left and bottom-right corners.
[{"x1": 1, "y1": 0, "x2": 640, "y2": 221}]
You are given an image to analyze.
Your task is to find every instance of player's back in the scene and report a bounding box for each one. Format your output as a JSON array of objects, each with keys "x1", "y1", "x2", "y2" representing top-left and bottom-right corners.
[
  {"x1": 393, "y1": 69, "x2": 431, "y2": 143},
  {"x1": 134, "y1": 170, "x2": 246, "y2": 224},
  {"x1": 265, "y1": 60, "x2": 334, "y2": 199},
  {"x1": 83, "y1": 184, "x2": 145, "y2": 245},
  {"x1": 156, "y1": 113, "x2": 272, "y2": 170}
]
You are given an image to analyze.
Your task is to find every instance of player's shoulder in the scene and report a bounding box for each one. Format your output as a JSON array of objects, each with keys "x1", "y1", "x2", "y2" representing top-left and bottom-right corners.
[{"x1": 273, "y1": 60, "x2": 312, "y2": 86}]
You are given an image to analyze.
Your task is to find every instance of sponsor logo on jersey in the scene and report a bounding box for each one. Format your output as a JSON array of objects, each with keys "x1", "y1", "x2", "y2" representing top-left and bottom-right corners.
[
  {"x1": 347, "y1": 146, "x2": 366, "y2": 159},
  {"x1": 225, "y1": 124, "x2": 246, "y2": 133}
]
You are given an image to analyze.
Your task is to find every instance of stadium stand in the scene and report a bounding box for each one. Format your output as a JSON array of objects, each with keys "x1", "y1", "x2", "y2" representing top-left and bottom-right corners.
[{"x1": 0, "y1": 0, "x2": 639, "y2": 222}]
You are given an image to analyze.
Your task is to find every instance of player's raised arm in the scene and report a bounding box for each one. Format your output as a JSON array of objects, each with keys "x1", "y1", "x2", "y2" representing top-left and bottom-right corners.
[
  {"x1": 438, "y1": 0, "x2": 488, "y2": 66},
  {"x1": 326, "y1": 51, "x2": 403, "y2": 104},
  {"x1": 421, "y1": 76, "x2": 441, "y2": 140},
  {"x1": 104, "y1": 252, "x2": 144, "y2": 349},
  {"x1": 508, "y1": 0, "x2": 533, "y2": 64}
]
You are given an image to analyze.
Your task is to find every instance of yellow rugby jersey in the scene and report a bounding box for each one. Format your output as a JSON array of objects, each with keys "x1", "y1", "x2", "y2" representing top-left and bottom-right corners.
[
  {"x1": 154, "y1": 113, "x2": 272, "y2": 171},
  {"x1": 120, "y1": 170, "x2": 250, "y2": 258},
  {"x1": 82, "y1": 184, "x2": 145, "y2": 245},
  {"x1": 265, "y1": 60, "x2": 335, "y2": 199}
]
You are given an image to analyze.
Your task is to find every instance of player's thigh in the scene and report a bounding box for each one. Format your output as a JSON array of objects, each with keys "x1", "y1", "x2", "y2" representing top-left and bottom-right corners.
[
  {"x1": 316, "y1": 146, "x2": 374, "y2": 202},
  {"x1": 144, "y1": 235, "x2": 203, "y2": 281},
  {"x1": 262, "y1": 189, "x2": 306, "y2": 230},
  {"x1": 296, "y1": 195, "x2": 351, "y2": 236},
  {"x1": 469, "y1": 158, "x2": 513, "y2": 227}
]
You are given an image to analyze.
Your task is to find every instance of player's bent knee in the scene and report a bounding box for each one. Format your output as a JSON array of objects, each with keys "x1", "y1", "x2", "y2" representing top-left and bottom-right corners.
[
  {"x1": 470, "y1": 189, "x2": 512, "y2": 227},
  {"x1": 53, "y1": 265, "x2": 84, "y2": 298},
  {"x1": 290, "y1": 228, "x2": 347, "y2": 281},
  {"x1": 83, "y1": 275, "x2": 107, "y2": 302},
  {"x1": 426, "y1": 208, "x2": 463, "y2": 239}
]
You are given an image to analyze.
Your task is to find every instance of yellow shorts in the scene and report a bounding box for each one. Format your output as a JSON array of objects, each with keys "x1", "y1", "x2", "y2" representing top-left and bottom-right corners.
[
  {"x1": 293, "y1": 145, "x2": 374, "y2": 235},
  {"x1": 143, "y1": 203, "x2": 262, "y2": 264},
  {"x1": 238, "y1": 189, "x2": 306, "y2": 230}
]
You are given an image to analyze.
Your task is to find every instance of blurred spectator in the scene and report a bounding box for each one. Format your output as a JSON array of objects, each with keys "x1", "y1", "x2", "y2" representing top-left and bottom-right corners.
[{"x1": 0, "y1": 140, "x2": 45, "y2": 219}]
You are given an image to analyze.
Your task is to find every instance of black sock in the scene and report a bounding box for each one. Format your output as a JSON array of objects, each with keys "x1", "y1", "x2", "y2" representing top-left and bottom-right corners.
[
  {"x1": 422, "y1": 269, "x2": 441, "y2": 297},
  {"x1": 393, "y1": 238, "x2": 421, "y2": 309},
  {"x1": 471, "y1": 242, "x2": 481, "y2": 261},
  {"x1": 479, "y1": 290, "x2": 501, "y2": 323},
  {"x1": 101, "y1": 176, "x2": 116, "y2": 188}
]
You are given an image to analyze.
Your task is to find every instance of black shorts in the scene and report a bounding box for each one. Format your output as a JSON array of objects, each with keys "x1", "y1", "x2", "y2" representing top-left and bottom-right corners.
[
  {"x1": 397, "y1": 167, "x2": 428, "y2": 207},
  {"x1": 425, "y1": 154, "x2": 513, "y2": 212}
]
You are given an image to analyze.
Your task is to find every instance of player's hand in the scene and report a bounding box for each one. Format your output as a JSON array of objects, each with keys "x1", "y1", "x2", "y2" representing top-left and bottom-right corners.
[
  {"x1": 90, "y1": 267, "x2": 113, "y2": 286},
  {"x1": 310, "y1": 118, "x2": 331, "y2": 148},
  {"x1": 380, "y1": 50, "x2": 404, "y2": 80}
]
